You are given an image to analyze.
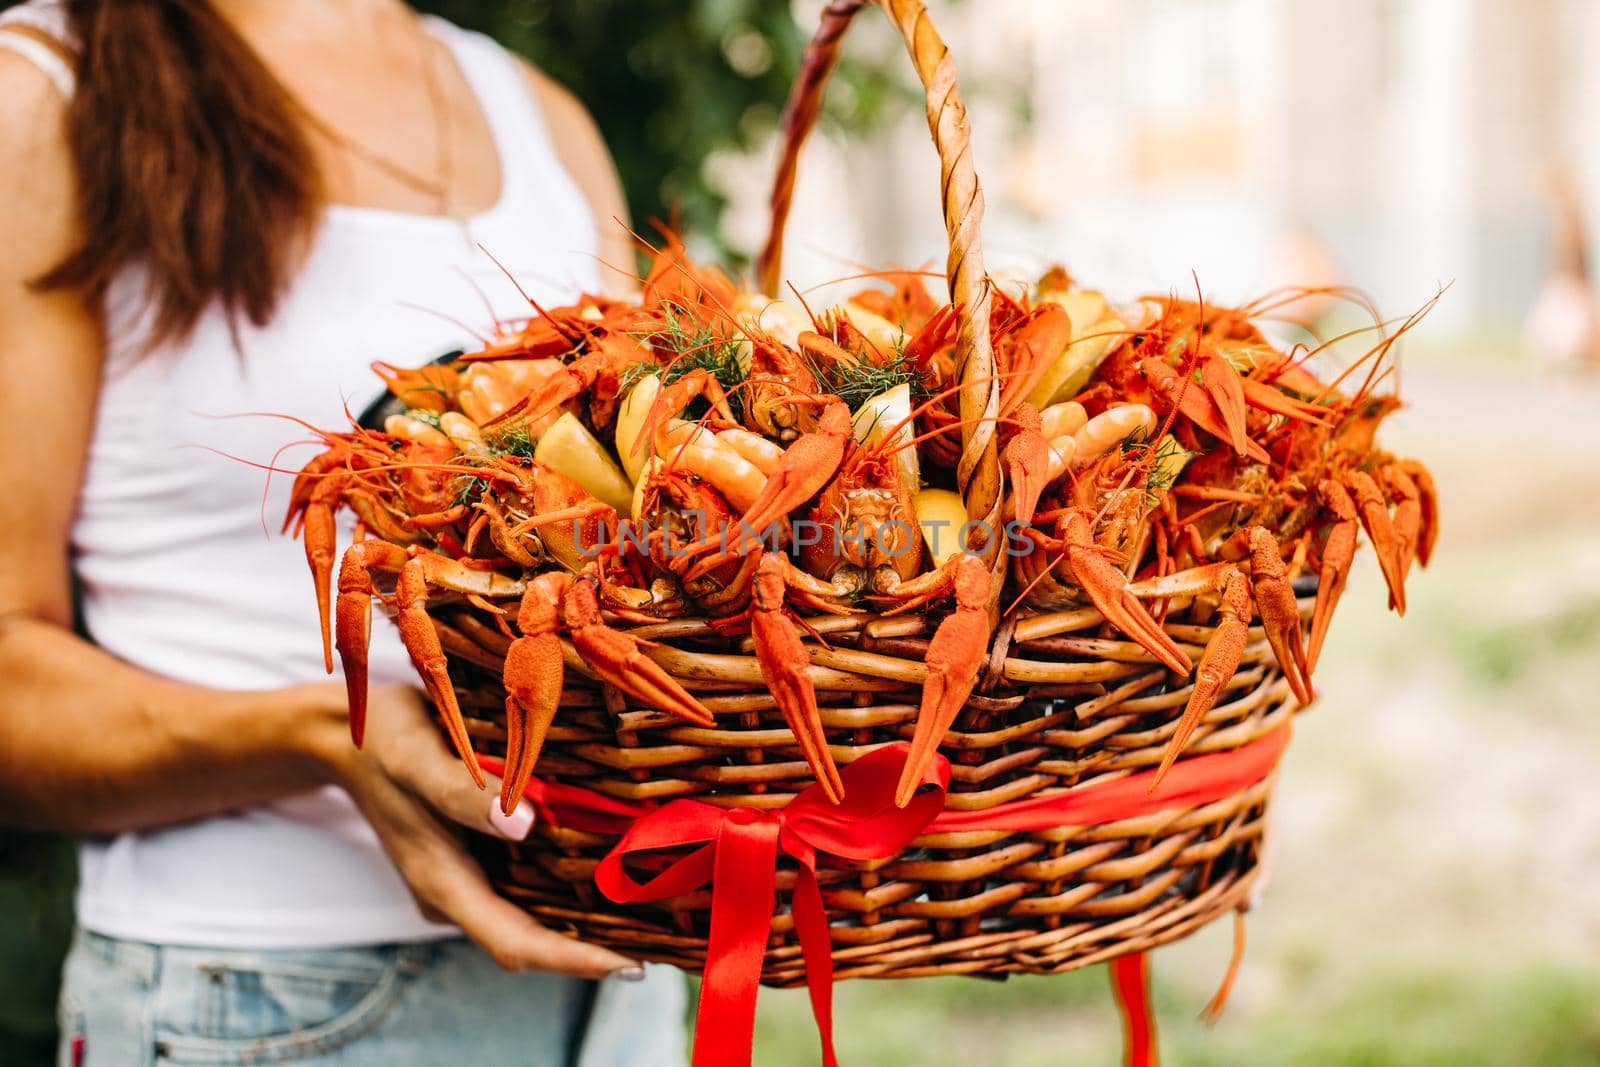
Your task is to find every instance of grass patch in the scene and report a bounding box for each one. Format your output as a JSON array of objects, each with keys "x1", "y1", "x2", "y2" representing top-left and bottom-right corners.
[
  {"x1": 741, "y1": 965, "x2": 1600, "y2": 1067},
  {"x1": 1443, "y1": 596, "x2": 1600, "y2": 690}
]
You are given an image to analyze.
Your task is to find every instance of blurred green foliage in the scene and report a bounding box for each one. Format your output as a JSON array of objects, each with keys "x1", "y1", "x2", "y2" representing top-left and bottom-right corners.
[
  {"x1": 0, "y1": 831, "x2": 76, "y2": 1067},
  {"x1": 415, "y1": 0, "x2": 912, "y2": 262}
]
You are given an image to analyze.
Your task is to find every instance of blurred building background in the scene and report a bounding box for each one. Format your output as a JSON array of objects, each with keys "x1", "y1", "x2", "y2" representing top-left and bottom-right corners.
[{"x1": 743, "y1": 0, "x2": 1600, "y2": 357}]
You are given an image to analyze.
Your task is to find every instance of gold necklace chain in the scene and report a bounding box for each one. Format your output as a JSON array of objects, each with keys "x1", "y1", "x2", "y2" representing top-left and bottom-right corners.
[{"x1": 290, "y1": 15, "x2": 454, "y2": 215}]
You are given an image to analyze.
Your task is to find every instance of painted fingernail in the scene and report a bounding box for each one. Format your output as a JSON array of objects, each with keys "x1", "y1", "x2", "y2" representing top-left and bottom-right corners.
[
  {"x1": 488, "y1": 799, "x2": 535, "y2": 841},
  {"x1": 611, "y1": 964, "x2": 647, "y2": 982}
]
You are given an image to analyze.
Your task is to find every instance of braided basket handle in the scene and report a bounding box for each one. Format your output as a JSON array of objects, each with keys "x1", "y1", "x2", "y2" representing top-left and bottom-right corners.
[{"x1": 757, "y1": 0, "x2": 1002, "y2": 551}]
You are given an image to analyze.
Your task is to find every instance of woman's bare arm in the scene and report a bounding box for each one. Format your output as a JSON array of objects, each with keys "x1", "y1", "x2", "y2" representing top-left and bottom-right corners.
[
  {"x1": 0, "y1": 52, "x2": 634, "y2": 978},
  {"x1": 0, "y1": 49, "x2": 336, "y2": 833}
]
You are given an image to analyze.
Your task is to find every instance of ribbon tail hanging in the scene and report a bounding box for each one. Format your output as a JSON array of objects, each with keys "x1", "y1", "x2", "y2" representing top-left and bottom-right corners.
[
  {"x1": 791, "y1": 864, "x2": 840, "y2": 1067},
  {"x1": 1110, "y1": 952, "x2": 1159, "y2": 1067},
  {"x1": 693, "y1": 812, "x2": 780, "y2": 1067}
]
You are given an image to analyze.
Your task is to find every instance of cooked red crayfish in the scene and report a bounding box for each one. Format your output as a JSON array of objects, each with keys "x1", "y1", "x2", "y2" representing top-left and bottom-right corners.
[{"x1": 279, "y1": 252, "x2": 1435, "y2": 811}]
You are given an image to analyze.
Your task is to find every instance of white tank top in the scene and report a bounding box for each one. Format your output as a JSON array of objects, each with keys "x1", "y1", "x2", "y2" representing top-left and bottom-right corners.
[{"x1": 4, "y1": 2, "x2": 604, "y2": 947}]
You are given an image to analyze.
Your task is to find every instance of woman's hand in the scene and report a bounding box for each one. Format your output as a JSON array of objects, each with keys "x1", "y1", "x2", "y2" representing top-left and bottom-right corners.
[{"x1": 303, "y1": 681, "x2": 643, "y2": 981}]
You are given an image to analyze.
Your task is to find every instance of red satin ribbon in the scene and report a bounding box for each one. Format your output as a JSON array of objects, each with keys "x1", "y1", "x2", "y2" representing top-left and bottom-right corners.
[
  {"x1": 588, "y1": 744, "x2": 948, "y2": 1067},
  {"x1": 478, "y1": 722, "x2": 1290, "y2": 1067},
  {"x1": 1112, "y1": 952, "x2": 1158, "y2": 1067}
]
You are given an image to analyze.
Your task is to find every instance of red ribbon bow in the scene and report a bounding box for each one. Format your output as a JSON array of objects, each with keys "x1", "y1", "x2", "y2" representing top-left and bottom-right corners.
[
  {"x1": 593, "y1": 743, "x2": 949, "y2": 1067},
  {"x1": 483, "y1": 723, "x2": 1292, "y2": 1067}
]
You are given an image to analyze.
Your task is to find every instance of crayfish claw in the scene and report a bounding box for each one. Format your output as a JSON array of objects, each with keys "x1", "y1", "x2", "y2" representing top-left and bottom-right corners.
[
  {"x1": 894, "y1": 555, "x2": 992, "y2": 807},
  {"x1": 1057, "y1": 513, "x2": 1192, "y2": 676},
  {"x1": 395, "y1": 556, "x2": 487, "y2": 789},
  {"x1": 1383, "y1": 465, "x2": 1425, "y2": 592},
  {"x1": 750, "y1": 555, "x2": 845, "y2": 802},
  {"x1": 1237, "y1": 527, "x2": 1314, "y2": 706},
  {"x1": 1151, "y1": 568, "x2": 1249, "y2": 790},
  {"x1": 732, "y1": 401, "x2": 854, "y2": 540},
  {"x1": 499, "y1": 631, "x2": 564, "y2": 816},
  {"x1": 304, "y1": 503, "x2": 339, "y2": 674},
  {"x1": 1346, "y1": 470, "x2": 1407, "y2": 616},
  {"x1": 1199, "y1": 353, "x2": 1249, "y2": 456},
  {"x1": 333, "y1": 544, "x2": 378, "y2": 747},
  {"x1": 1307, "y1": 480, "x2": 1358, "y2": 675},
  {"x1": 1002, "y1": 402, "x2": 1051, "y2": 526},
  {"x1": 563, "y1": 579, "x2": 716, "y2": 728}
]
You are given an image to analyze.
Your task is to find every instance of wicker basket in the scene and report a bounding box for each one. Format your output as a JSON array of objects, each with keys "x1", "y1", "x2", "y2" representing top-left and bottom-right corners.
[{"x1": 414, "y1": 0, "x2": 1310, "y2": 986}]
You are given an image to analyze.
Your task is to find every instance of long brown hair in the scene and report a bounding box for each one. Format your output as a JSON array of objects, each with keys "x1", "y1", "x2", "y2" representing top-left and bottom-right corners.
[{"x1": 32, "y1": 0, "x2": 321, "y2": 347}]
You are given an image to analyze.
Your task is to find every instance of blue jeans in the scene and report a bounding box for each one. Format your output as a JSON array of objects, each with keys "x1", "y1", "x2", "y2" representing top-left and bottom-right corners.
[{"x1": 56, "y1": 930, "x2": 687, "y2": 1066}]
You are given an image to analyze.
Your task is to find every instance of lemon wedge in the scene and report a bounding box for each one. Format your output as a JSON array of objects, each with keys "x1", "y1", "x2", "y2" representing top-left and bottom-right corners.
[
  {"x1": 734, "y1": 293, "x2": 810, "y2": 349},
  {"x1": 852, "y1": 382, "x2": 919, "y2": 496},
  {"x1": 1148, "y1": 434, "x2": 1193, "y2": 494},
  {"x1": 837, "y1": 303, "x2": 909, "y2": 355},
  {"x1": 912, "y1": 488, "x2": 967, "y2": 569},
  {"x1": 1024, "y1": 289, "x2": 1126, "y2": 409},
  {"x1": 534, "y1": 412, "x2": 635, "y2": 515},
  {"x1": 613, "y1": 373, "x2": 661, "y2": 484}
]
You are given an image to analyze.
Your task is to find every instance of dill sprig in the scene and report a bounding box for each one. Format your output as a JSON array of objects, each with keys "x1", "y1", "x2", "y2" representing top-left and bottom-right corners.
[
  {"x1": 451, "y1": 473, "x2": 490, "y2": 507},
  {"x1": 629, "y1": 303, "x2": 748, "y2": 421},
  {"x1": 805, "y1": 335, "x2": 927, "y2": 413},
  {"x1": 435, "y1": 423, "x2": 536, "y2": 506},
  {"x1": 483, "y1": 424, "x2": 537, "y2": 459},
  {"x1": 1137, "y1": 434, "x2": 1194, "y2": 507}
]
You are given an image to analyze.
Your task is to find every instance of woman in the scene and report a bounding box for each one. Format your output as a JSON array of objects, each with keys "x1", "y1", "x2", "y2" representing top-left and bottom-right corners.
[{"x1": 0, "y1": 1, "x2": 686, "y2": 1062}]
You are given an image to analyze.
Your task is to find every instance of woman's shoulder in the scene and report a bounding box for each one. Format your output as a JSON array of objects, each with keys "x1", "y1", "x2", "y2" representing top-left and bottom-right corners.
[
  {"x1": 0, "y1": 39, "x2": 70, "y2": 152},
  {"x1": 0, "y1": 9, "x2": 72, "y2": 128},
  {"x1": 0, "y1": 46, "x2": 76, "y2": 267},
  {"x1": 0, "y1": 0, "x2": 76, "y2": 94}
]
